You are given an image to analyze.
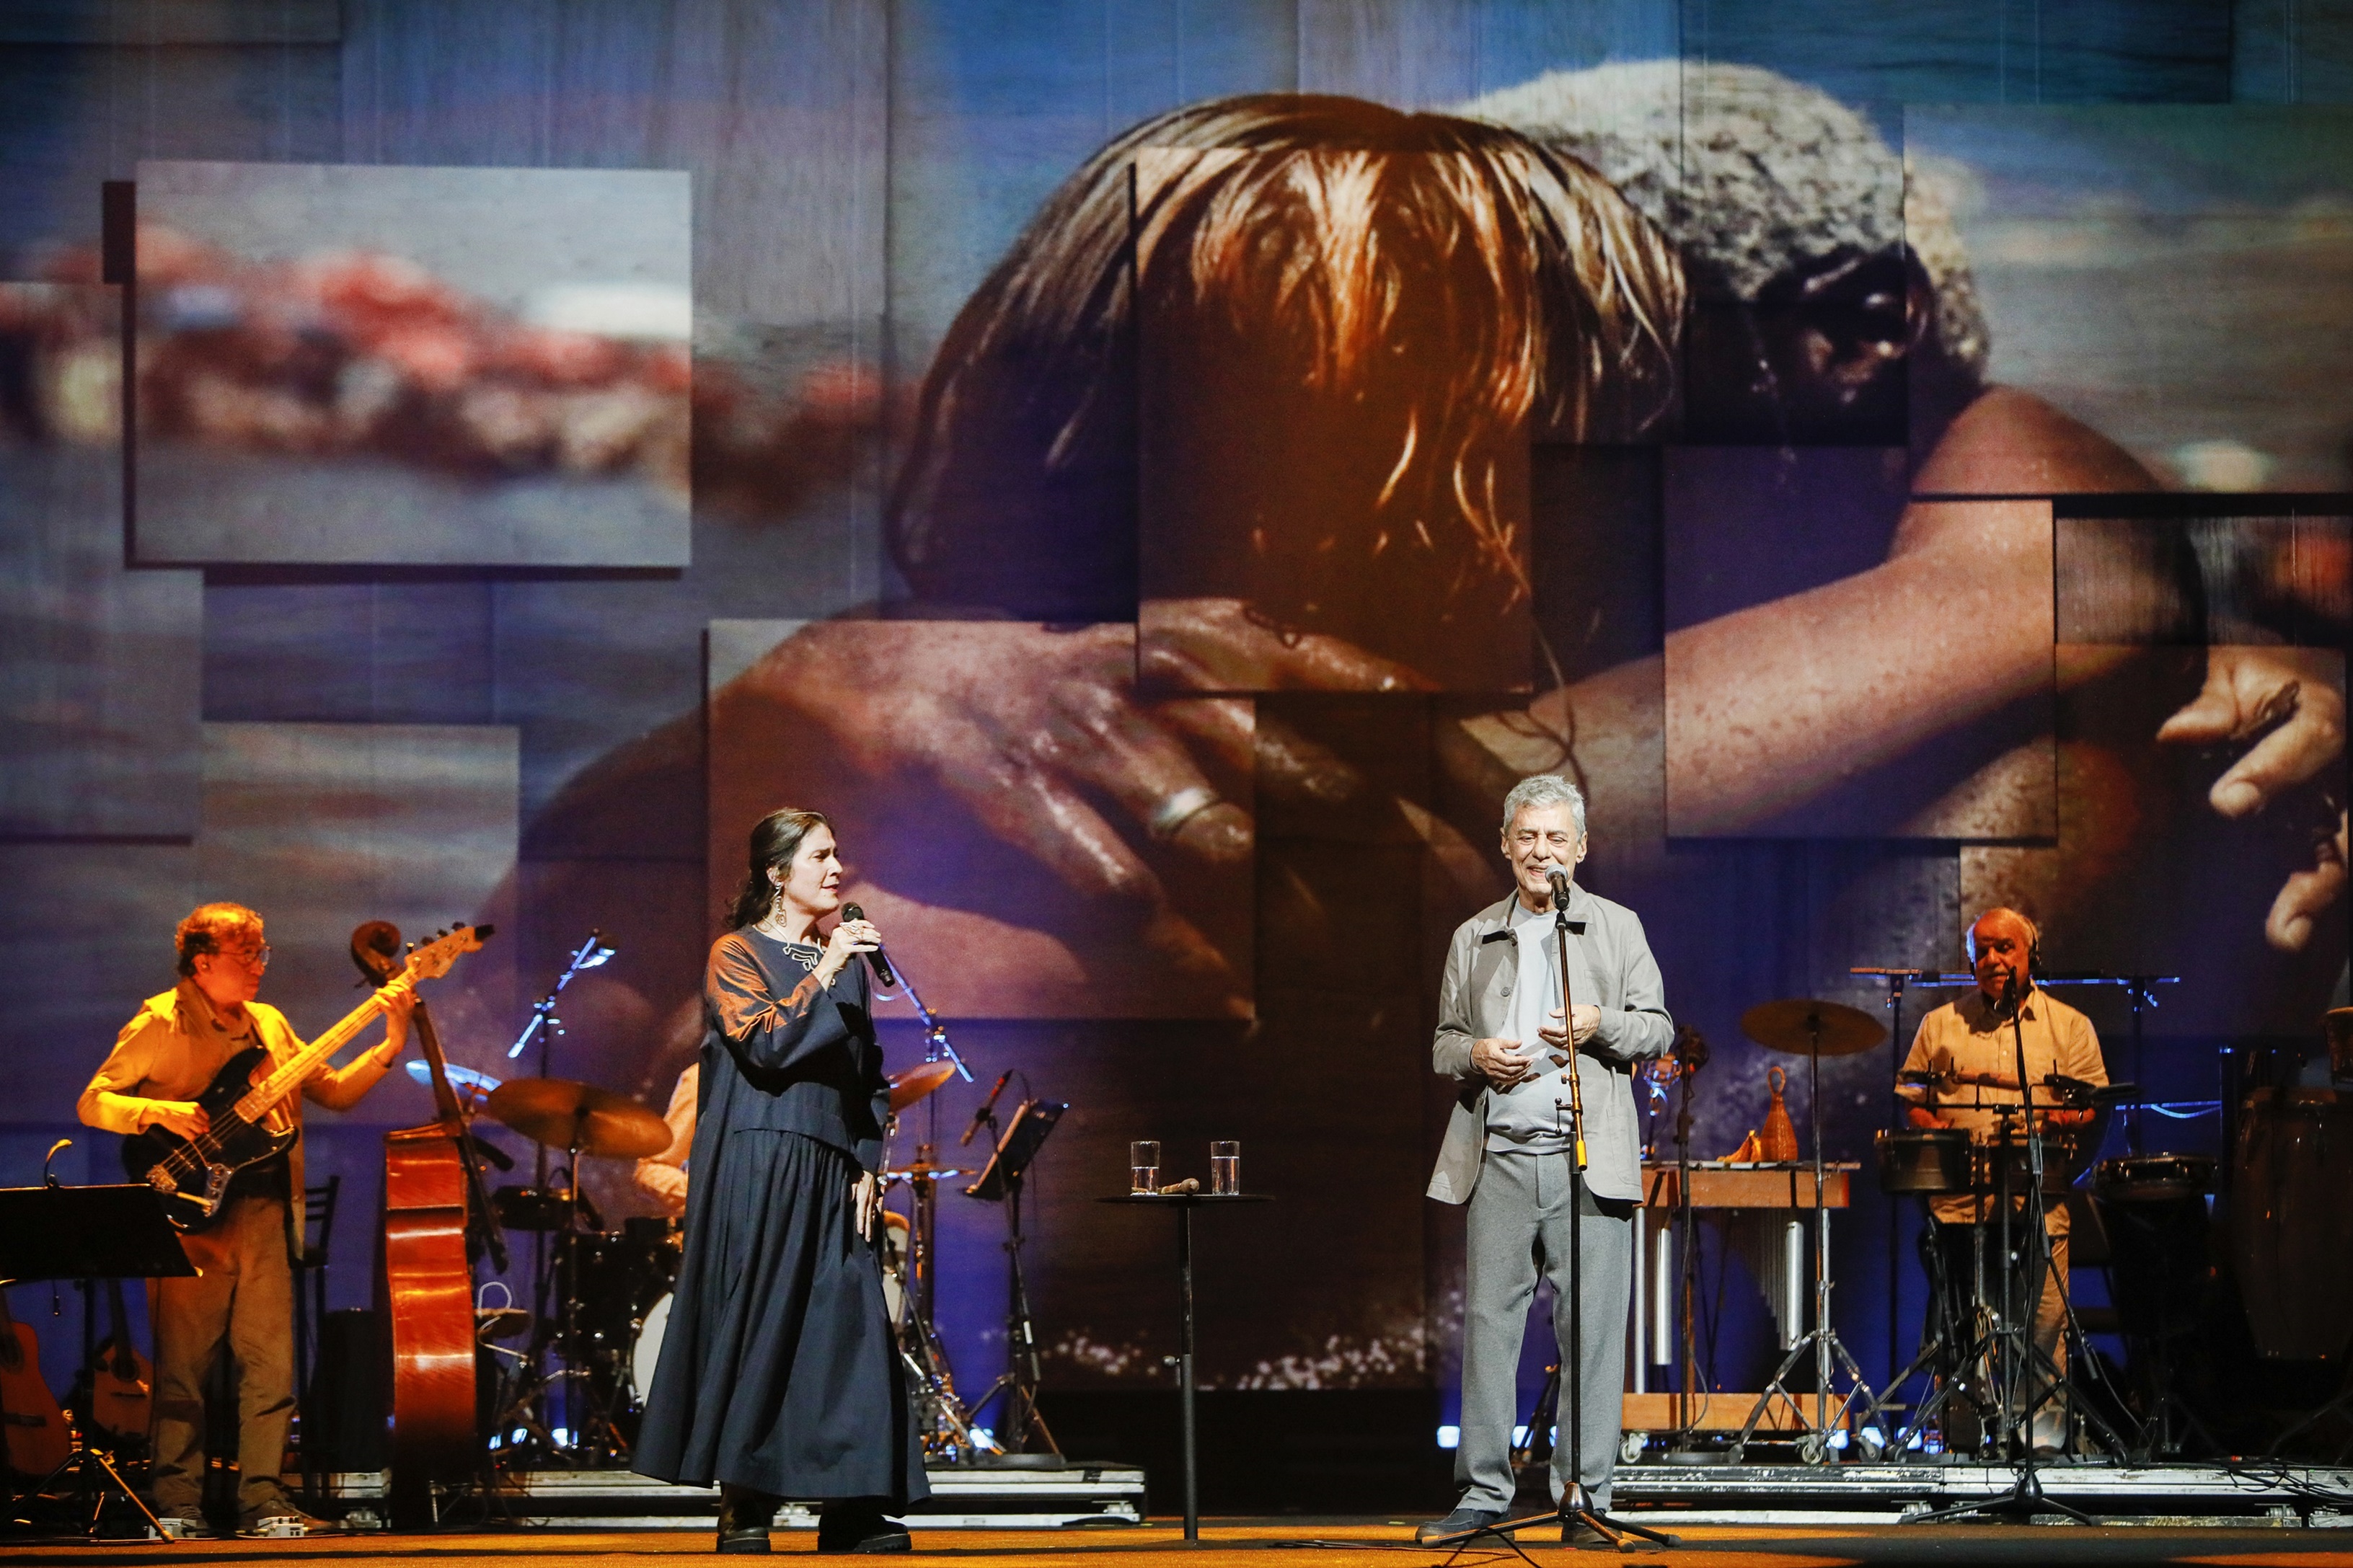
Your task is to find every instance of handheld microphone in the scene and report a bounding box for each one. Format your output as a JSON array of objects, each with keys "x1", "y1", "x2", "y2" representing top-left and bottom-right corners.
[
  {"x1": 839, "y1": 903, "x2": 899, "y2": 988},
  {"x1": 1547, "y1": 867, "x2": 1573, "y2": 911},
  {"x1": 961, "y1": 1070, "x2": 1013, "y2": 1147}
]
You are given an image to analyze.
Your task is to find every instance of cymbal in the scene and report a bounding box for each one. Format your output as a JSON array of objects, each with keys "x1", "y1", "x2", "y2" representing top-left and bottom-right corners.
[
  {"x1": 1740, "y1": 998, "x2": 1889, "y2": 1058},
  {"x1": 485, "y1": 1077, "x2": 670, "y2": 1159},
  {"x1": 889, "y1": 1060, "x2": 958, "y2": 1113},
  {"x1": 883, "y1": 1164, "x2": 966, "y2": 1182}
]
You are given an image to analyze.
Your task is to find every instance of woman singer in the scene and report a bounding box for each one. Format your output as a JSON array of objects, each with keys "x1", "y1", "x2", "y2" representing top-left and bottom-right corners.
[{"x1": 634, "y1": 807, "x2": 927, "y2": 1554}]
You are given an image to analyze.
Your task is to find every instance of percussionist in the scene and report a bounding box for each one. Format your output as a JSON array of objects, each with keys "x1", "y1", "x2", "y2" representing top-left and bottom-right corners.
[{"x1": 1895, "y1": 907, "x2": 2104, "y2": 1455}]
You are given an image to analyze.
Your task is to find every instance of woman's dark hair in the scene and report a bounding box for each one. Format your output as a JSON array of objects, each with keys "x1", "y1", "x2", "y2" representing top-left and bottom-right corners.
[
  {"x1": 725, "y1": 808, "x2": 831, "y2": 930},
  {"x1": 885, "y1": 93, "x2": 1683, "y2": 633}
]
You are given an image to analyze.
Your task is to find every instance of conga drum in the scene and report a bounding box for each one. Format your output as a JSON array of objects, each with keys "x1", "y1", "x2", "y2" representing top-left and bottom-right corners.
[{"x1": 2230, "y1": 1087, "x2": 2353, "y2": 1361}]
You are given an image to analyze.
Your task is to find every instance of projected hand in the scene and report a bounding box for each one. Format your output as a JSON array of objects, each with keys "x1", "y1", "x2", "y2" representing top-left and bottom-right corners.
[
  {"x1": 1142, "y1": 597, "x2": 1438, "y2": 695},
  {"x1": 734, "y1": 619, "x2": 1249, "y2": 898},
  {"x1": 2158, "y1": 646, "x2": 2347, "y2": 950}
]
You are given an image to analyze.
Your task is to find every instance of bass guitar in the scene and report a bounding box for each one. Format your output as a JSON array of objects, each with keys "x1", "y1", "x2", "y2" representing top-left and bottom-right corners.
[{"x1": 123, "y1": 923, "x2": 493, "y2": 1231}]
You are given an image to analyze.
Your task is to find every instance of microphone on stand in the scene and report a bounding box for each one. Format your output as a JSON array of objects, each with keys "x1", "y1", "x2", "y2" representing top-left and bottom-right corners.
[
  {"x1": 960, "y1": 1070, "x2": 1014, "y2": 1147},
  {"x1": 1547, "y1": 867, "x2": 1573, "y2": 911},
  {"x1": 839, "y1": 903, "x2": 899, "y2": 988}
]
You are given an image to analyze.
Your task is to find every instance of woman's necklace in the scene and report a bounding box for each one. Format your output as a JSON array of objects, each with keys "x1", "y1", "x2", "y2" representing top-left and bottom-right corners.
[{"x1": 754, "y1": 911, "x2": 823, "y2": 971}]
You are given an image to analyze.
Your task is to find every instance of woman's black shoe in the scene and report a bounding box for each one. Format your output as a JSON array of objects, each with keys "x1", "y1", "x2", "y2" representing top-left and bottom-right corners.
[
  {"x1": 717, "y1": 1485, "x2": 781, "y2": 1554},
  {"x1": 816, "y1": 1502, "x2": 911, "y2": 1554}
]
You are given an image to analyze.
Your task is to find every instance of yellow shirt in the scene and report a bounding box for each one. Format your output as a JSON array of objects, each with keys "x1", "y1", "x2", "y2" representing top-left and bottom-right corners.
[
  {"x1": 1895, "y1": 985, "x2": 2105, "y2": 1232},
  {"x1": 633, "y1": 1063, "x2": 697, "y2": 1216}
]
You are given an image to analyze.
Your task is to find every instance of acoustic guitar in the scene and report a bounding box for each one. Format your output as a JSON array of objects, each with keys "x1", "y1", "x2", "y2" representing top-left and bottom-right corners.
[
  {"x1": 121, "y1": 924, "x2": 493, "y2": 1230},
  {"x1": 84, "y1": 1279, "x2": 152, "y2": 1447},
  {"x1": 0, "y1": 1289, "x2": 72, "y2": 1478}
]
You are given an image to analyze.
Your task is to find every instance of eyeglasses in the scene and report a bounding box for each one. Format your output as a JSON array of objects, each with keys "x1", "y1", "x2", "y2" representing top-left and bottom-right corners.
[{"x1": 216, "y1": 944, "x2": 271, "y2": 969}]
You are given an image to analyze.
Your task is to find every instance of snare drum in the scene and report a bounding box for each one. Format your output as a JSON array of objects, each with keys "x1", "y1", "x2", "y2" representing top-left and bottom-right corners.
[
  {"x1": 1875, "y1": 1129, "x2": 1972, "y2": 1194},
  {"x1": 2092, "y1": 1152, "x2": 2215, "y2": 1205}
]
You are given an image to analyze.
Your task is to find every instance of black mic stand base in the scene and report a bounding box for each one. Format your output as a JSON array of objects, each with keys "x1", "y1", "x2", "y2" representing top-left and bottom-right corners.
[
  {"x1": 1908, "y1": 1463, "x2": 2097, "y2": 1527},
  {"x1": 1429, "y1": 1507, "x2": 1680, "y2": 1562}
]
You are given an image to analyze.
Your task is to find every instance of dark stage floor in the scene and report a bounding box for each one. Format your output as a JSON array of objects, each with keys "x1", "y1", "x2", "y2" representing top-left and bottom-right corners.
[{"x1": 7, "y1": 1521, "x2": 2353, "y2": 1567}]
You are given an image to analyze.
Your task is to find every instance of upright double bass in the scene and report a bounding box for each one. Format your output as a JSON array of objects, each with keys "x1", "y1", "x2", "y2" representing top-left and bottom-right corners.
[{"x1": 359, "y1": 922, "x2": 506, "y2": 1525}]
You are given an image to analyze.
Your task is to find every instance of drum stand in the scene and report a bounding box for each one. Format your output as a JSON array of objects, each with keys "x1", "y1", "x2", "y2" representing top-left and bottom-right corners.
[
  {"x1": 892, "y1": 1148, "x2": 1000, "y2": 1461},
  {"x1": 1855, "y1": 1202, "x2": 1966, "y2": 1461},
  {"x1": 1729, "y1": 1013, "x2": 1879, "y2": 1465}
]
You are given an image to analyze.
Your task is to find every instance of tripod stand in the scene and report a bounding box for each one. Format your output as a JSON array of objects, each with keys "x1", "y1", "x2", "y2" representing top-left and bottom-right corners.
[
  {"x1": 961, "y1": 1098, "x2": 1065, "y2": 1460},
  {"x1": 1729, "y1": 1003, "x2": 1882, "y2": 1465}
]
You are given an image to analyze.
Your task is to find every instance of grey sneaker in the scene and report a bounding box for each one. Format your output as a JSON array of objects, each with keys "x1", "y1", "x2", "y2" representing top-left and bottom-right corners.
[{"x1": 1414, "y1": 1506, "x2": 1506, "y2": 1543}]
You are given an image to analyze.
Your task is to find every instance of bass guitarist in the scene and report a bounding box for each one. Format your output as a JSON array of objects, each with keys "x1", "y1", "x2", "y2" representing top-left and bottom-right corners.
[{"x1": 76, "y1": 901, "x2": 414, "y2": 1538}]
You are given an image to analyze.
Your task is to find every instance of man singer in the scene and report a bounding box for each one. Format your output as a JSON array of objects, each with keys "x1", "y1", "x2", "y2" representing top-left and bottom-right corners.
[{"x1": 1420, "y1": 774, "x2": 1672, "y2": 1546}]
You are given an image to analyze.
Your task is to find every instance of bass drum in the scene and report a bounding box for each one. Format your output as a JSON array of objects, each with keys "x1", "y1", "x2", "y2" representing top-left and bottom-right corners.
[
  {"x1": 630, "y1": 1292, "x2": 673, "y2": 1407},
  {"x1": 2231, "y1": 1087, "x2": 2353, "y2": 1360},
  {"x1": 880, "y1": 1211, "x2": 910, "y2": 1326}
]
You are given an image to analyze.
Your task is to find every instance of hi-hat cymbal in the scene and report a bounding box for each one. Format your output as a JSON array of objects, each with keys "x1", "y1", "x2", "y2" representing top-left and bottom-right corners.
[
  {"x1": 474, "y1": 1306, "x2": 533, "y2": 1342},
  {"x1": 1740, "y1": 998, "x2": 1889, "y2": 1058},
  {"x1": 889, "y1": 1060, "x2": 958, "y2": 1113},
  {"x1": 485, "y1": 1077, "x2": 670, "y2": 1159}
]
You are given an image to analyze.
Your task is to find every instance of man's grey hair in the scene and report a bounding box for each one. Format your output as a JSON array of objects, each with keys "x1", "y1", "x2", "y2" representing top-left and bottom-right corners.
[
  {"x1": 1460, "y1": 59, "x2": 1989, "y2": 381},
  {"x1": 1501, "y1": 774, "x2": 1587, "y2": 838}
]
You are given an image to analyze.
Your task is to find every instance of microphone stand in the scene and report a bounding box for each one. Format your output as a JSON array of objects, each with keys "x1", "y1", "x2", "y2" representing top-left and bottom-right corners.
[
  {"x1": 883, "y1": 953, "x2": 969, "y2": 1330},
  {"x1": 1547, "y1": 880, "x2": 1672, "y2": 1552},
  {"x1": 1915, "y1": 975, "x2": 2093, "y2": 1525},
  {"x1": 1443, "y1": 880, "x2": 1677, "y2": 1559}
]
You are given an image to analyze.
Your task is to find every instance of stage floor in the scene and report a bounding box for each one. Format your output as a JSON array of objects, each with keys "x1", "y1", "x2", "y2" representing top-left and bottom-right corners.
[{"x1": 7, "y1": 1521, "x2": 2353, "y2": 1567}]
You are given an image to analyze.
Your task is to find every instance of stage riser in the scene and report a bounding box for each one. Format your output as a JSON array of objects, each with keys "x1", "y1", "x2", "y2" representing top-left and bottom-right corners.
[
  {"x1": 1610, "y1": 1463, "x2": 2353, "y2": 1525},
  {"x1": 321, "y1": 1467, "x2": 1146, "y2": 1531}
]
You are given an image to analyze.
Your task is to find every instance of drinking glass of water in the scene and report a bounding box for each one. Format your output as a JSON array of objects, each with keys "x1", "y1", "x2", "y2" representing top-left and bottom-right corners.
[
  {"x1": 1129, "y1": 1140, "x2": 1161, "y2": 1194},
  {"x1": 1210, "y1": 1140, "x2": 1240, "y2": 1196}
]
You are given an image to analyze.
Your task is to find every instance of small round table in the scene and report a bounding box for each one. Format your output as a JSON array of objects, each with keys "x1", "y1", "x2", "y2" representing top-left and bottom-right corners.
[{"x1": 1098, "y1": 1192, "x2": 1271, "y2": 1541}]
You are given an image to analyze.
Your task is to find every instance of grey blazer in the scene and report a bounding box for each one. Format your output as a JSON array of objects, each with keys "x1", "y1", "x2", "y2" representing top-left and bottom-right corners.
[{"x1": 1426, "y1": 885, "x2": 1674, "y2": 1205}]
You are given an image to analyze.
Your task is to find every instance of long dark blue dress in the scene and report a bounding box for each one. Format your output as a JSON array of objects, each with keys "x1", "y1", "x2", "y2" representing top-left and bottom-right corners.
[{"x1": 632, "y1": 927, "x2": 928, "y2": 1505}]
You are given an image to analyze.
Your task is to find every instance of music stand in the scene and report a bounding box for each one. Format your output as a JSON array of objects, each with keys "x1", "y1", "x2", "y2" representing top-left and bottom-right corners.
[
  {"x1": 0, "y1": 1184, "x2": 194, "y2": 1541},
  {"x1": 963, "y1": 1101, "x2": 1066, "y2": 1458}
]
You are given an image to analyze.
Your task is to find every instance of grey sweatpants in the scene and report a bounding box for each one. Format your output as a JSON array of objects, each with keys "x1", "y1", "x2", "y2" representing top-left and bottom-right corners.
[{"x1": 1456, "y1": 1150, "x2": 1631, "y2": 1515}]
